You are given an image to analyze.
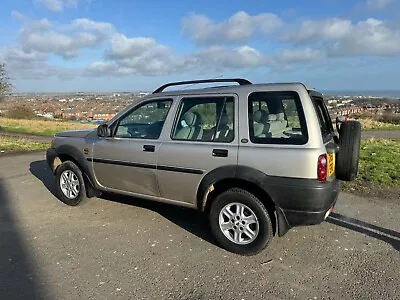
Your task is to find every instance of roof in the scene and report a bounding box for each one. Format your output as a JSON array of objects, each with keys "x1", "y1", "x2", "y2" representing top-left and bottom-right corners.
[{"x1": 149, "y1": 82, "x2": 320, "y2": 98}]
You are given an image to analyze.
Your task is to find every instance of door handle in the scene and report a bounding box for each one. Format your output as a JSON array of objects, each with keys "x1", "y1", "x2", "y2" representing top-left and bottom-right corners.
[
  {"x1": 143, "y1": 145, "x2": 155, "y2": 152},
  {"x1": 212, "y1": 149, "x2": 228, "y2": 157}
]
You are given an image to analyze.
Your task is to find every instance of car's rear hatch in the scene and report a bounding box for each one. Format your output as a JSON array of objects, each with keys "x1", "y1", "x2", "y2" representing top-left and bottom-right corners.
[{"x1": 309, "y1": 90, "x2": 337, "y2": 181}]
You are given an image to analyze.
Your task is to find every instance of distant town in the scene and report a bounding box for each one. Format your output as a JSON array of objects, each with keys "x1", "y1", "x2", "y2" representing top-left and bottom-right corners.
[
  {"x1": 0, "y1": 92, "x2": 150, "y2": 122},
  {"x1": 0, "y1": 90, "x2": 399, "y2": 123}
]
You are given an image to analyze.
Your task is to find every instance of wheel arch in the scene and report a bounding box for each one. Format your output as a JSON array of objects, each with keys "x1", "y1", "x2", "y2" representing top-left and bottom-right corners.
[
  {"x1": 52, "y1": 144, "x2": 100, "y2": 198},
  {"x1": 197, "y1": 165, "x2": 278, "y2": 236}
]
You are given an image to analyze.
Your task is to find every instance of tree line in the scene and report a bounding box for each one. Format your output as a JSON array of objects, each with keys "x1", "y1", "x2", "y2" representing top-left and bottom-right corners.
[{"x1": 0, "y1": 63, "x2": 12, "y2": 101}]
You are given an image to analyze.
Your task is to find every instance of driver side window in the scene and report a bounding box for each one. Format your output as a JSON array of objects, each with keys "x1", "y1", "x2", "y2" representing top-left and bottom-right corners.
[{"x1": 115, "y1": 99, "x2": 172, "y2": 139}]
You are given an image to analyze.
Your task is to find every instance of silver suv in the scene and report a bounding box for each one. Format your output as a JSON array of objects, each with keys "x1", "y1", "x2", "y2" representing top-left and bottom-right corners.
[{"x1": 46, "y1": 78, "x2": 361, "y2": 255}]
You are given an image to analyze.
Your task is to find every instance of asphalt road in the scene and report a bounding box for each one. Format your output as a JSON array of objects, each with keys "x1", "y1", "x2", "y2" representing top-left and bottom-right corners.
[
  {"x1": 0, "y1": 153, "x2": 399, "y2": 300},
  {"x1": 360, "y1": 130, "x2": 400, "y2": 140}
]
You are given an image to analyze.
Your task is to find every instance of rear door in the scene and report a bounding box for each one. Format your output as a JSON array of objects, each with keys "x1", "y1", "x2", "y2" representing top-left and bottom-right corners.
[
  {"x1": 241, "y1": 90, "x2": 313, "y2": 179},
  {"x1": 156, "y1": 94, "x2": 239, "y2": 206}
]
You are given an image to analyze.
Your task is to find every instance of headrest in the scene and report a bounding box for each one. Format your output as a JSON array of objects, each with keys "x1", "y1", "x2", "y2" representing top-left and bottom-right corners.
[
  {"x1": 268, "y1": 114, "x2": 277, "y2": 121},
  {"x1": 183, "y1": 112, "x2": 198, "y2": 126},
  {"x1": 253, "y1": 110, "x2": 269, "y2": 123},
  {"x1": 276, "y1": 112, "x2": 285, "y2": 121}
]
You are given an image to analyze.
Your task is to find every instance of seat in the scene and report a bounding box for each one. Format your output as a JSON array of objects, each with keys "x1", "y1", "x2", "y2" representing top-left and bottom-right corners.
[
  {"x1": 212, "y1": 114, "x2": 232, "y2": 142},
  {"x1": 174, "y1": 111, "x2": 203, "y2": 140},
  {"x1": 268, "y1": 113, "x2": 289, "y2": 137},
  {"x1": 267, "y1": 114, "x2": 281, "y2": 134},
  {"x1": 276, "y1": 112, "x2": 288, "y2": 128},
  {"x1": 253, "y1": 110, "x2": 270, "y2": 137}
]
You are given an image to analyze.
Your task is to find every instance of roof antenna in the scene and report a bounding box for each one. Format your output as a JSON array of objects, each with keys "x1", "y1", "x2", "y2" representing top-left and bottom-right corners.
[{"x1": 181, "y1": 74, "x2": 224, "y2": 90}]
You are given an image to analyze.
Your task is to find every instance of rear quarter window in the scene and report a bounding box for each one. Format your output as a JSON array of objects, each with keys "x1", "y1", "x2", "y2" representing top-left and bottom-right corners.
[{"x1": 248, "y1": 91, "x2": 308, "y2": 145}]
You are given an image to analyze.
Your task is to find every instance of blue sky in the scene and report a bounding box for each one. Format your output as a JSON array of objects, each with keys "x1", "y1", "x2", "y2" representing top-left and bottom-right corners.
[{"x1": 0, "y1": 0, "x2": 400, "y2": 92}]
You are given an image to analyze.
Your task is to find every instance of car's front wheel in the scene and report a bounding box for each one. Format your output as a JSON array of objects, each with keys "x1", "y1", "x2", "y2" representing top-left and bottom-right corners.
[
  {"x1": 55, "y1": 161, "x2": 87, "y2": 206},
  {"x1": 209, "y1": 188, "x2": 273, "y2": 256}
]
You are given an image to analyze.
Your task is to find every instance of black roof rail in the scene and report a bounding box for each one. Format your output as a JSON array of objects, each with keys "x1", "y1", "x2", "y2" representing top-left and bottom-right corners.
[{"x1": 152, "y1": 78, "x2": 252, "y2": 94}]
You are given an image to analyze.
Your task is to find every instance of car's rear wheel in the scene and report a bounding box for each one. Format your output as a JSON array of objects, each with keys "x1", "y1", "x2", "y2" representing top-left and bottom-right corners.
[
  {"x1": 209, "y1": 188, "x2": 273, "y2": 256},
  {"x1": 55, "y1": 161, "x2": 87, "y2": 206},
  {"x1": 336, "y1": 120, "x2": 361, "y2": 181}
]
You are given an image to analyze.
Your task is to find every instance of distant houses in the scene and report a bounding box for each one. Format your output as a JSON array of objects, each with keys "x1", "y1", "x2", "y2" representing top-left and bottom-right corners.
[
  {"x1": 2, "y1": 91, "x2": 398, "y2": 122},
  {"x1": 58, "y1": 110, "x2": 116, "y2": 121}
]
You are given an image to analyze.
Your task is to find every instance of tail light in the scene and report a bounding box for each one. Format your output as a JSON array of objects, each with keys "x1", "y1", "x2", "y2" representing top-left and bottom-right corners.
[{"x1": 318, "y1": 154, "x2": 327, "y2": 182}]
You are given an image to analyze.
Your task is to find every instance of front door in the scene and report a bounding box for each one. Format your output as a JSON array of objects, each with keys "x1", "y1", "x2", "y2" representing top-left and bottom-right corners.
[
  {"x1": 157, "y1": 94, "x2": 238, "y2": 206},
  {"x1": 92, "y1": 99, "x2": 173, "y2": 196}
]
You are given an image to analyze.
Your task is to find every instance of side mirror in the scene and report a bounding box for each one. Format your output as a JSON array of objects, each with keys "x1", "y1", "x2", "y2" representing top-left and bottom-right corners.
[{"x1": 97, "y1": 124, "x2": 110, "y2": 137}]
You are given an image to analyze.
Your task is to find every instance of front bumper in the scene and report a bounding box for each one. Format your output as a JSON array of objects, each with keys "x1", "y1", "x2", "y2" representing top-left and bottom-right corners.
[{"x1": 46, "y1": 148, "x2": 57, "y2": 173}]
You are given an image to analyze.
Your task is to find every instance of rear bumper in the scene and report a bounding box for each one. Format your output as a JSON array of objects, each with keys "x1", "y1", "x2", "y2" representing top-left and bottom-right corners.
[{"x1": 268, "y1": 179, "x2": 340, "y2": 236}]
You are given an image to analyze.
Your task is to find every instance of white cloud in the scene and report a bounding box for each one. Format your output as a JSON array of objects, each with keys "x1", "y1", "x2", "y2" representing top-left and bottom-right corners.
[
  {"x1": 11, "y1": 10, "x2": 25, "y2": 21},
  {"x1": 4, "y1": 13, "x2": 195, "y2": 78},
  {"x1": 34, "y1": 0, "x2": 79, "y2": 12},
  {"x1": 70, "y1": 18, "x2": 115, "y2": 36},
  {"x1": 22, "y1": 31, "x2": 100, "y2": 59},
  {"x1": 329, "y1": 18, "x2": 400, "y2": 56},
  {"x1": 181, "y1": 11, "x2": 282, "y2": 45},
  {"x1": 118, "y1": 45, "x2": 189, "y2": 75},
  {"x1": 282, "y1": 16, "x2": 400, "y2": 57},
  {"x1": 366, "y1": 0, "x2": 392, "y2": 10},
  {"x1": 106, "y1": 34, "x2": 156, "y2": 59},
  {"x1": 88, "y1": 44, "x2": 327, "y2": 76},
  {"x1": 4, "y1": 47, "x2": 48, "y2": 62},
  {"x1": 0, "y1": 47, "x2": 77, "y2": 79},
  {"x1": 283, "y1": 18, "x2": 353, "y2": 42},
  {"x1": 193, "y1": 45, "x2": 267, "y2": 69},
  {"x1": 274, "y1": 48, "x2": 325, "y2": 64},
  {"x1": 14, "y1": 15, "x2": 112, "y2": 59},
  {"x1": 101, "y1": 41, "x2": 197, "y2": 76},
  {"x1": 4, "y1": 10, "x2": 400, "y2": 81},
  {"x1": 86, "y1": 61, "x2": 119, "y2": 75}
]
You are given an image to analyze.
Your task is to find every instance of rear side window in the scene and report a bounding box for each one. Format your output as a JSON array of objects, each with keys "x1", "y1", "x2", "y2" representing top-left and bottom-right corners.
[
  {"x1": 171, "y1": 96, "x2": 235, "y2": 143},
  {"x1": 311, "y1": 97, "x2": 334, "y2": 141},
  {"x1": 248, "y1": 91, "x2": 308, "y2": 145}
]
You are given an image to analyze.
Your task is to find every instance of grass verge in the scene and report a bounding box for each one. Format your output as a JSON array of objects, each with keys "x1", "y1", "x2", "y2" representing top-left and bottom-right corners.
[
  {"x1": 0, "y1": 136, "x2": 50, "y2": 153},
  {"x1": 0, "y1": 117, "x2": 97, "y2": 137},
  {"x1": 358, "y1": 118, "x2": 400, "y2": 131},
  {"x1": 342, "y1": 138, "x2": 400, "y2": 195}
]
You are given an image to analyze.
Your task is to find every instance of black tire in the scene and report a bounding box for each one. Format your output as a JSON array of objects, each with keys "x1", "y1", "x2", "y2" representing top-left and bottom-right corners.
[
  {"x1": 55, "y1": 161, "x2": 87, "y2": 206},
  {"x1": 209, "y1": 188, "x2": 273, "y2": 256},
  {"x1": 336, "y1": 120, "x2": 361, "y2": 181}
]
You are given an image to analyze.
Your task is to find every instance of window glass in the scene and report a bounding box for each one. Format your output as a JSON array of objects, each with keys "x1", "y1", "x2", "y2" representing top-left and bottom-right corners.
[
  {"x1": 282, "y1": 99, "x2": 301, "y2": 129},
  {"x1": 248, "y1": 91, "x2": 308, "y2": 144},
  {"x1": 171, "y1": 96, "x2": 234, "y2": 142},
  {"x1": 311, "y1": 97, "x2": 334, "y2": 141},
  {"x1": 114, "y1": 99, "x2": 172, "y2": 139}
]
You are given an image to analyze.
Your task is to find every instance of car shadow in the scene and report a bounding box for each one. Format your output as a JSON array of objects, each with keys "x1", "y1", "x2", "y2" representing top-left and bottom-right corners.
[
  {"x1": 0, "y1": 178, "x2": 45, "y2": 299},
  {"x1": 327, "y1": 212, "x2": 400, "y2": 252},
  {"x1": 29, "y1": 160, "x2": 216, "y2": 246},
  {"x1": 29, "y1": 160, "x2": 58, "y2": 198},
  {"x1": 101, "y1": 192, "x2": 215, "y2": 244}
]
